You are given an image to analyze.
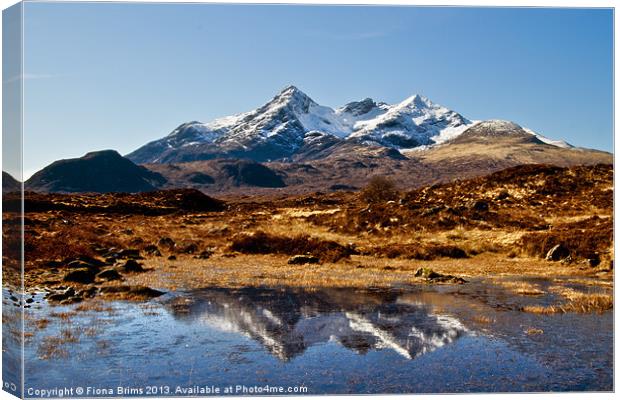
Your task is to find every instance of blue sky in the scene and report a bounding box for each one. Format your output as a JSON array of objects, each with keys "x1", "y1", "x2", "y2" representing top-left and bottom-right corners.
[{"x1": 16, "y1": 2, "x2": 614, "y2": 177}]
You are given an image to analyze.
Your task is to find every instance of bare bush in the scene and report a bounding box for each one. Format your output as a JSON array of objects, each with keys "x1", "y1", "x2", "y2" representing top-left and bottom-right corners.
[{"x1": 360, "y1": 176, "x2": 400, "y2": 204}]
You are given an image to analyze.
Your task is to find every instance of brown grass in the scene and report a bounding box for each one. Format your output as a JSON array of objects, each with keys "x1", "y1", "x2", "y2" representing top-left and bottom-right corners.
[
  {"x1": 371, "y1": 242, "x2": 468, "y2": 260},
  {"x1": 496, "y1": 280, "x2": 544, "y2": 296},
  {"x1": 523, "y1": 286, "x2": 613, "y2": 314},
  {"x1": 520, "y1": 216, "x2": 612, "y2": 262}
]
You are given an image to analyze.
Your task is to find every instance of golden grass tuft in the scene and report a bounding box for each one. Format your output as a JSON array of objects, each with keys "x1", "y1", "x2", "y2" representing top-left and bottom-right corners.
[
  {"x1": 496, "y1": 280, "x2": 544, "y2": 296},
  {"x1": 523, "y1": 286, "x2": 613, "y2": 314}
]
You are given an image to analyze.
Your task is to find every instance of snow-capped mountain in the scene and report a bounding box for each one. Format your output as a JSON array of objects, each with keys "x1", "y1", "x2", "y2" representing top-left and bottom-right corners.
[{"x1": 127, "y1": 85, "x2": 571, "y2": 164}]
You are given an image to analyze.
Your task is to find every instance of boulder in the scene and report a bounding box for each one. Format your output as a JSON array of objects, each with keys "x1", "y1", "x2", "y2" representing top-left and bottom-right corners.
[
  {"x1": 157, "y1": 237, "x2": 176, "y2": 249},
  {"x1": 545, "y1": 244, "x2": 570, "y2": 261},
  {"x1": 121, "y1": 259, "x2": 145, "y2": 273},
  {"x1": 471, "y1": 200, "x2": 489, "y2": 212},
  {"x1": 66, "y1": 260, "x2": 101, "y2": 271},
  {"x1": 46, "y1": 287, "x2": 76, "y2": 302},
  {"x1": 144, "y1": 244, "x2": 162, "y2": 257},
  {"x1": 194, "y1": 249, "x2": 214, "y2": 260},
  {"x1": 179, "y1": 243, "x2": 198, "y2": 254},
  {"x1": 63, "y1": 269, "x2": 96, "y2": 284},
  {"x1": 96, "y1": 268, "x2": 123, "y2": 281},
  {"x1": 414, "y1": 267, "x2": 466, "y2": 284},
  {"x1": 288, "y1": 255, "x2": 320, "y2": 265}
]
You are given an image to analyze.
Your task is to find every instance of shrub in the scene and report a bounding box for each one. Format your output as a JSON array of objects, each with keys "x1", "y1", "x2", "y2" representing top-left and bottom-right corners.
[
  {"x1": 230, "y1": 231, "x2": 356, "y2": 262},
  {"x1": 360, "y1": 176, "x2": 400, "y2": 204}
]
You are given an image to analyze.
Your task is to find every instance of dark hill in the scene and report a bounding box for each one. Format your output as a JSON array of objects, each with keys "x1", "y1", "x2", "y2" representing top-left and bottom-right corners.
[
  {"x1": 216, "y1": 160, "x2": 286, "y2": 188},
  {"x1": 2, "y1": 171, "x2": 21, "y2": 193},
  {"x1": 26, "y1": 150, "x2": 166, "y2": 193}
]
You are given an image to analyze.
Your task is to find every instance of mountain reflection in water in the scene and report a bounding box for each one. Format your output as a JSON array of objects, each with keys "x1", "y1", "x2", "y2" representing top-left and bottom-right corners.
[{"x1": 161, "y1": 287, "x2": 467, "y2": 361}]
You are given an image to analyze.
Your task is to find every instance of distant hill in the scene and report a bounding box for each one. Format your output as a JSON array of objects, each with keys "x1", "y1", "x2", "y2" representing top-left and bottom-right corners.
[
  {"x1": 26, "y1": 150, "x2": 166, "y2": 193},
  {"x1": 2, "y1": 172, "x2": 21, "y2": 193}
]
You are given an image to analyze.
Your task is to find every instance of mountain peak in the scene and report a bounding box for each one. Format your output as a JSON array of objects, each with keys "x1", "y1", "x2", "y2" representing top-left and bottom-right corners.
[
  {"x1": 266, "y1": 85, "x2": 317, "y2": 114},
  {"x1": 399, "y1": 94, "x2": 434, "y2": 109}
]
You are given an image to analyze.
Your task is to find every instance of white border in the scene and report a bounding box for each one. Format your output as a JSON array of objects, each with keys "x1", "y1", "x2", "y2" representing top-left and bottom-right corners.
[{"x1": 0, "y1": 2, "x2": 615, "y2": 400}]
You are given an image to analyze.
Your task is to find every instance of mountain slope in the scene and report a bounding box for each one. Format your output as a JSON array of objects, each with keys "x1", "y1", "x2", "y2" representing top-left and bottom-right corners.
[
  {"x1": 26, "y1": 150, "x2": 167, "y2": 193},
  {"x1": 2, "y1": 172, "x2": 21, "y2": 193},
  {"x1": 127, "y1": 86, "x2": 476, "y2": 164}
]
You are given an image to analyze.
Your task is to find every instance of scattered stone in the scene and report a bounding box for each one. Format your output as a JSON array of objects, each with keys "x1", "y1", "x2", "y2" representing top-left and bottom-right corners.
[
  {"x1": 288, "y1": 255, "x2": 320, "y2": 265},
  {"x1": 117, "y1": 249, "x2": 142, "y2": 259},
  {"x1": 179, "y1": 243, "x2": 198, "y2": 254},
  {"x1": 43, "y1": 260, "x2": 64, "y2": 268},
  {"x1": 63, "y1": 269, "x2": 96, "y2": 284},
  {"x1": 545, "y1": 244, "x2": 570, "y2": 261},
  {"x1": 96, "y1": 268, "x2": 123, "y2": 281},
  {"x1": 194, "y1": 249, "x2": 214, "y2": 260},
  {"x1": 46, "y1": 287, "x2": 76, "y2": 302},
  {"x1": 99, "y1": 285, "x2": 131, "y2": 294},
  {"x1": 99, "y1": 285, "x2": 164, "y2": 299},
  {"x1": 588, "y1": 256, "x2": 601, "y2": 268},
  {"x1": 144, "y1": 244, "x2": 162, "y2": 257},
  {"x1": 158, "y1": 237, "x2": 175, "y2": 249},
  {"x1": 64, "y1": 255, "x2": 107, "y2": 267},
  {"x1": 121, "y1": 259, "x2": 145, "y2": 273},
  {"x1": 471, "y1": 200, "x2": 489, "y2": 212},
  {"x1": 414, "y1": 267, "x2": 467, "y2": 284},
  {"x1": 75, "y1": 286, "x2": 98, "y2": 299},
  {"x1": 128, "y1": 286, "x2": 165, "y2": 299},
  {"x1": 496, "y1": 190, "x2": 510, "y2": 200},
  {"x1": 66, "y1": 260, "x2": 101, "y2": 271}
]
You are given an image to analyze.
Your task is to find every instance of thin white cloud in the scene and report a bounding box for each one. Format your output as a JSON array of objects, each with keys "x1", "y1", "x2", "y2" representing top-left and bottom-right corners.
[{"x1": 3, "y1": 73, "x2": 58, "y2": 84}]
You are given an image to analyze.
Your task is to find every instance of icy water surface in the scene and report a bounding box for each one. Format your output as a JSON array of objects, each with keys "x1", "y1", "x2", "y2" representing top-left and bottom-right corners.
[{"x1": 3, "y1": 283, "x2": 614, "y2": 395}]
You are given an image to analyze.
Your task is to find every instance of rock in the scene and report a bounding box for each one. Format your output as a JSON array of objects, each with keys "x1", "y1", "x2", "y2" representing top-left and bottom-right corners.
[
  {"x1": 96, "y1": 268, "x2": 123, "y2": 281},
  {"x1": 66, "y1": 260, "x2": 101, "y2": 271},
  {"x1": 63, "y1": 269, "x2": 96, "y2": 284},
  {"x1": 545, "y1": 244, "x2": 570, "y2": 261},
  {"x1": 588, "y1": 256, "x2": 601, "y2": 267},
  {"x1": 144, "y1": 244, "x2": 162, "y2": 257},
  {"x1": 128, "y1": 286, "x2": 165, "y2": 299},
  {"x1": 46, "y1": 287, "x2": 76, "y2": 302},
  {"x1": 64, "y1": 255, "x2": 107, "y2": 267},
  {"x1": 167, "y1": 255, "x2": 177, "y2": 260},
  {"x1": 414, "y1": 267, "x2": 466, "y2": 284},
  {"x1": 99, "y1": 285, "x2": 131, "y2": 294},
  {"x1": 99, "y1": 285, "x2": 164, "y2": 299},
  {"x1": 75, "y1": 286, "x2": 98, "y2": 299},
  {"x1": 471, "y1": 200, "x2": 489, "y2": 212},
  {"x1": 414, "y1": 267, "x2": 441, "y2": 279},
  {"x1": 194, "y1": 250, "x2": 214, "y2": 260},
  {"x1": 43, "y1": 260, "x2": 64, "y2": 268},
  {"x1": 158, "y1": 237, "x2": 175, "y2": 249},
  {"x1": 122, "y1": 259, "x2": 145, "y2": 273},
  {"x1": 179, "y1": 243, "x2": 198, "y2": 254},
  {"x1": 495, "y1": 190, "x2": 510, "y2": 200},
  {"x1": 288, "y1": 255, "x2": 320, "y2": 265},
  {"x1": 117, "y1": 249, "x2": 142, "y2": 259}
]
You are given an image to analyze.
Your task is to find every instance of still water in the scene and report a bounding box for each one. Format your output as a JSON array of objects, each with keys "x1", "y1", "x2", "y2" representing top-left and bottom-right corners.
[{"x1": 4, "y1": 283, "x2": 614, "y2": 395}]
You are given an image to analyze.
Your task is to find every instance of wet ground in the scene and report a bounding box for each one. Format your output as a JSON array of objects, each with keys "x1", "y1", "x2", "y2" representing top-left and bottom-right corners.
[{"x1": 3, "y1": 279, "x2": 613, "y2": 396}]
